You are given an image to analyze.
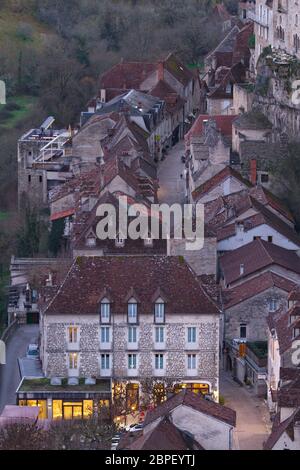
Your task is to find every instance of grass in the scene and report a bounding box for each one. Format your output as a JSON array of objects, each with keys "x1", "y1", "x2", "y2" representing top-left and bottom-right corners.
[
  {"x1": 0, "y1": 212, "x2": 8, "y2": 221},
  {"x1": 0, "y1": 95, "x2": 37, "y2": 129},
  {"x1": 0, "y1": 8, "x2": 54, "y2": 51},
  {"x1": 19, "y1": 378, "x2": 112, "y2": 393}
]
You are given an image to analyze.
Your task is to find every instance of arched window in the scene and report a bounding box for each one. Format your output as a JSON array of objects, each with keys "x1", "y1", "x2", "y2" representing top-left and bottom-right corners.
[{"x1": 100, "y1": 298, "x2": 111, "y2": 323}]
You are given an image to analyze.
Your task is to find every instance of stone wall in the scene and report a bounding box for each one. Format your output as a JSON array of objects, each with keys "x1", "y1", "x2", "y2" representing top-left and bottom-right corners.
[
  {"x1": 43, "y1": 312, "x2": 219, "y2": 394},
  {"x1": 225, "y1": 287, "x2": 288, "y2": 342}
]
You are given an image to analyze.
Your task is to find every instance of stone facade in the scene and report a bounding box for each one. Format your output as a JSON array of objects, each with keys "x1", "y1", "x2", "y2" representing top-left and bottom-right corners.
[
  {"x1": 42, "y1": 312, "x2": 220, "y2": 397},
  {"x1": 224, "y1": 287, "x2": 288, "y2": 343}
]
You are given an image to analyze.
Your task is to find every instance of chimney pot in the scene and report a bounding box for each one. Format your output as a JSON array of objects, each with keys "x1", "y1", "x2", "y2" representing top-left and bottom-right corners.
[{"x1": 240, "y1": 264, "x2": 245, "y2": 276}]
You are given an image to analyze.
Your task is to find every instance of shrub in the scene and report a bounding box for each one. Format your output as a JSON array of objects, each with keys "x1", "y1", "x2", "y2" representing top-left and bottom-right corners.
[{"x1": 16, "y1": 22, "x2": 34, "y2": 41}]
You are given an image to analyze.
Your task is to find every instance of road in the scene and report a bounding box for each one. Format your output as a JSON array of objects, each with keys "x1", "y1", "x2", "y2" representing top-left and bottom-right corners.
[
  {"x1": 0, "y1": 324, "x2": 39, "y2": 413},
  {"x1": 220, "y1": 370, "x2": 271, "y2": 450},
  {"x1": 158, "y1": 141, "x2": 186, "y2": 205}
]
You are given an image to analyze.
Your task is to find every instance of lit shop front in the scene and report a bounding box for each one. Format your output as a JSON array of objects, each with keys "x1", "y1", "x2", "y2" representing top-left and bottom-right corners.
[{"x1": 16, "y1": 378, "x2": 112, "y2": 420}]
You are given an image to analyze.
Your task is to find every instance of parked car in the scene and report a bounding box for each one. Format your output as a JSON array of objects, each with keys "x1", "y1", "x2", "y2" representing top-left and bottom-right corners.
[
  {"x1": 26, "y1": 344, "x2": 39, "y2": 359},
  {"x1": 129, "y1": 423, "x2": 144, "y2": 433}
]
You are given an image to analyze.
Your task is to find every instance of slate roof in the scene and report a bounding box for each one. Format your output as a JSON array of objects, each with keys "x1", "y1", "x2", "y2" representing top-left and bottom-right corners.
[
  {"x1": 223, "y1": 272, "x2": 297, "y2": 308},
  {"x1": 144, "y1": 390, "x2": 236, "y2": 427},
  {"x1": 45, "y1": 257, "x2": 219, "y2": 316},
  {"x1": 220, "y1": 239, "x2": 300, "y2": 286},
  {"x1": 233, "y1": 110, "x2": 273, "y2": 130}
]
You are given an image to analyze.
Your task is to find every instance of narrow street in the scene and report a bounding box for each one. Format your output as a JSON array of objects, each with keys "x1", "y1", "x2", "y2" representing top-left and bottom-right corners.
[
  {"x1": 157, "y1": 141, "x2": 186, "y2": 205},
  {"x1": 0, "y1": 324, "x2": 39, "y2": 413},
  {"x1": 220, "y1": 370, "x2": 272, "y2": 450}
]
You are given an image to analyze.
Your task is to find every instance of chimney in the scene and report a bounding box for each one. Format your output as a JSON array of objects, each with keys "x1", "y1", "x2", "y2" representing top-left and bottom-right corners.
[
  {"x1": 240, "y1": 264, "x2": 245, "y2": 276},
  {"x1": 250, "y1": 159, "x2": 257, "y2": 185},
  {"x1": 158, "y1": 61, "x2": 164, "y2": 82}
]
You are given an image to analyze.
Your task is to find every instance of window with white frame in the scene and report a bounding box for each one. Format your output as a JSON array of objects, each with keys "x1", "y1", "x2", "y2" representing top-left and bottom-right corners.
[
  {"x1": 128, "y1": 354, "x2": 137, "y2": 369},
  {"x1": 115, "y1": 235, "x2": 125, "y2": 247},
  {"x1": 100, "y1": 298, "x2": 111, "y2": 323},
  {"x1": 68, "y1": 326, "x2": 78, "y2": 344},
  {"x1": 100, "y1": 326, "x2": 110, "y2": 344},
  {"x1": 69, "y1": 353, "x2": 78, "y2": 370},
  {"x1": 187, "y1": 354, "x2": 197, "y2": 370},
  {"x1": 144, "y1": 237, "x2": 153, "y2": 247},
  {"x1": 187, "y1": 327, "x2": 197, "y2": 344},
  {"x1": 101, "y1": 354, "x2": 110, "y2": 370},
  {"x1": 155, "y1": 326, "x2": 165, "y2": 344},
  {"x1": 293, "y1": 327, "x2": 300, "y2": 339},
  {"x1": 128, "y1": 326, "x2": 137, "y2": 344},
  {"x1": 154, "y1": 299, "x2": 165, "y2": 323},
  {"x1": 269, "y1": 299, "x2": 278, "y2": 312},
  {"x1": 155, "y1": 354, "x2": 164, "y2": 370},
  {"x1": 128, "y1": 298, "x2": 138, "y2": 323}
]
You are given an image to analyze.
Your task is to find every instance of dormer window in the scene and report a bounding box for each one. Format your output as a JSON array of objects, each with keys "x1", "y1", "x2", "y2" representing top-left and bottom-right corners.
[
  {"x1": 128, "y1": 298, "x2": 138, "y2": 324},
  {"x1": 115, "y1": 235, "x2": 125, "y2": 248},
  {"x1": 269, "y1": 299, "x2": 278, "y2": 312},
  {"x1": 293, "y1": 327, "x2": 300, "y2": 339},
  {"x1": 86, "y1": 236, "x2": 96, "y2": 247},
  {"x1": 144, "y1": 237, "x2": 153, "y2": 247},
  {"x1": 290, "y1": 314, "x2": 300, "y2": 325},
  {"x1": 100, "y1": 298, "x2": 111, "y2": 323},
  {"x1": 155, "y1": 298, "x2": 165, "y2": 324}
]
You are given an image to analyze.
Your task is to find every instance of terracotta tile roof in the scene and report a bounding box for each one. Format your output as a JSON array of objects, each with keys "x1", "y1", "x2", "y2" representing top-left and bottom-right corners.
[
  {"x1": 223, "y1": 272, "x2": 297, "y2": 309},
  {"x1": 217, "y1": 198, "x2": 300, "y2": 247},
  {"x1": 50, "y1": 208, "x2": 75, "y2": 222},
  {"x1": 163, "y1": 53, "x2": 194, "y2": 86},
  {"x1": 45, "y1": 257, "x2": 220, "y2": 316},
  {"x1": 192, "y1": 166, "x2": 252, "y2": 201},
  {"x1": 278, "y1": 374, "x2": 300, "y2": 408},
  {"x1": 185, "y1": 115, "x2": 236, "y2": 147},
  {"x1": 149, "y1": 80, "x2": 185, "y2": 115},
  {"x1": 289, "y1": 286, "x2": 300, "y2": 301},
  {"x1": 232, "y1": 21, "x2": 254, "y2": 65},
  {"x1": 144, "y1": 390, "x2": 236, "y2": 428},
  {"x1": 264, "y1": 408, "x2": 300, "y2": 450},
  {"x1": 249, "y1": 186, "x2": 295, "y2": 224},
  {"x1": 220, "y1": 239, "x2": 300, "y2": 286},
  {"x1": 280, "y1": 368, "x2": 300, "y2": 382},
  {"x1": 100, "y1": 62, "x2": 157, "y2": 91},
  {"x1": 267, "y1": 304, "x2": 300, "y2": 355}
]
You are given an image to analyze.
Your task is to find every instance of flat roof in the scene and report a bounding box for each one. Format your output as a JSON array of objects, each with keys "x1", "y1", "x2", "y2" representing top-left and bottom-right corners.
[{"x1": 17, "y1": 377, "x2": 111, "y2": 394}]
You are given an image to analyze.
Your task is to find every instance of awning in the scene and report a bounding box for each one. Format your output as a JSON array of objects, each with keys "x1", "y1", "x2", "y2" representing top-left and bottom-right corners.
[{"x1": 50, "y1": 208, "x2": 75, "y2": 222}]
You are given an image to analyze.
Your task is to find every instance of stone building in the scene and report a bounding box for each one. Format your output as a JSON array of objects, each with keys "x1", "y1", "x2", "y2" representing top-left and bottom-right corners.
[
  {"x1": 18, "y1": 118, "x2": 71, "y2": 209},
  {"x1": 254, "y1": 0, "x2": 300, "y2": 67},
  {"x1": 22, "y1": 256, "x2": 220, "y2": 420}
]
